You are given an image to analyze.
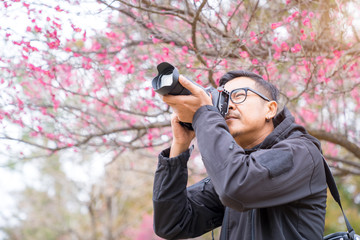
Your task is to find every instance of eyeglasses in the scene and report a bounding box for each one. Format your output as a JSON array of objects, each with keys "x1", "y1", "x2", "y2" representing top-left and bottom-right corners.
[{"x1": 230, "y1": 87, "x2": 270, "y2": 104}]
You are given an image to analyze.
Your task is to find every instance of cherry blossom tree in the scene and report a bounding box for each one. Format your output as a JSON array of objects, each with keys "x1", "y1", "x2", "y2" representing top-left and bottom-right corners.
[
  {"x1": 1, "y1": 0, "x2": 359, "y2": 172},
  {"x1": 0, "y1": 0, "x2": 360, "y2": 238}
]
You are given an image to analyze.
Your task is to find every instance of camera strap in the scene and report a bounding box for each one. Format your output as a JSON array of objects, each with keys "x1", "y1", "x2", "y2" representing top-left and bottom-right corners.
[{"x1": 323, "y1": 157, "x2": 355, "y2": 239}]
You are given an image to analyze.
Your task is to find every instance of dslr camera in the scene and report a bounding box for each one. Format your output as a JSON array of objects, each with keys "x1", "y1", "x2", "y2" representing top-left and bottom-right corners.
[{"x1": 152, "y1": 62, "x2": 230, "y2": 130}]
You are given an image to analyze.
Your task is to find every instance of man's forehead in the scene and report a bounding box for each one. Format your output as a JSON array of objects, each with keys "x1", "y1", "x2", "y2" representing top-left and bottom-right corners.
[{"x1": 224, "y1": 77, "x2": 256, "y2": 91}]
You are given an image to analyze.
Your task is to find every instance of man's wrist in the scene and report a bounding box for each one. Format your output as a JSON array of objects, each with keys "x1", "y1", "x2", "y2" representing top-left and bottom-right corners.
[{"x1": 170, "y1": 142, "x2": 191, "y2": 158}]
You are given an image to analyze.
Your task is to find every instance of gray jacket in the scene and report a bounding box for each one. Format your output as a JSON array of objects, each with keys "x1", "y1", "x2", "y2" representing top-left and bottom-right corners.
[{"x1": 153, "y1": 106, "x2": 327, "y2": 239}]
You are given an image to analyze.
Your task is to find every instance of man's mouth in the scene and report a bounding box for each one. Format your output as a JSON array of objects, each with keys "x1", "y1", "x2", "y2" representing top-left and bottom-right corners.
[{"x1": 225, "y1": 115, "x2": 239, "y2": 121}]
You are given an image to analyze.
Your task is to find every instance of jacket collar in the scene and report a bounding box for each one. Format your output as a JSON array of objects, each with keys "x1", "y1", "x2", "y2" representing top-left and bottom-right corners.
[{"x1": 256, "y1": 107, "x2": 321, "y2": 151}]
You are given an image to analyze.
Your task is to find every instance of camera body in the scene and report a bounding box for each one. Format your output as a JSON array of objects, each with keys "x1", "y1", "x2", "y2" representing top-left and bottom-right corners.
[{"x1": 152, "y1": 62, "x2": 230, "y2": 130}]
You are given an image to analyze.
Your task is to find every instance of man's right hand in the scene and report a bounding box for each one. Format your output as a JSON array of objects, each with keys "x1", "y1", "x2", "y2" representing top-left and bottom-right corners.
[{"x1": 170, "y1": 113, "x2": 195, "y2": 158}]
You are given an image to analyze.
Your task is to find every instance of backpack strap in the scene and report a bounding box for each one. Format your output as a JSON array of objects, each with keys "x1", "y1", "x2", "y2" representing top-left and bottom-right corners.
[{"x1": 323, "y1": 157, "x2": 355, "y2": 239}]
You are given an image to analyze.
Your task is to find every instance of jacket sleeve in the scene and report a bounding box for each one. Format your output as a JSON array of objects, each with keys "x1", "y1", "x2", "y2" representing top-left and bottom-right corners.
[
  {"x1": 153, "y1": 147, "x2": 224, "y2": 239},
  {"x1": 192, "y1": 105, "x2": 326, "y2": 212}
]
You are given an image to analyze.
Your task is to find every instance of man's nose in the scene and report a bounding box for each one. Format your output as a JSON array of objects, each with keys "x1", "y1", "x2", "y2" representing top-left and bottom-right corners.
[{"x1": 228, "y1": 99, "x2": 236, "y2": 110}]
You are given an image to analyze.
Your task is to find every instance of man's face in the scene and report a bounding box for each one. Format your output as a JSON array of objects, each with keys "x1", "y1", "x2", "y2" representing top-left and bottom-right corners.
[{"x1": 224, "y1": 77, "x2": 271, "y2": 143}]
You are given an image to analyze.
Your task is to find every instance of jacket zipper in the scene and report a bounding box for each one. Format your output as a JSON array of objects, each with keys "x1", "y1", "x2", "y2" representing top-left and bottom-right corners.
[
  {"x1": 201, "y1": 178, "x2": 218, "y2": 240},
  {"x1": 202, "y1": 178, "x2": 211, "y2": 192},
  {"x1": 220, "y1": 208, "x2": 228, "y2": 240},
  {"x1": 251, "y1": 209, "x2": 255, "y2": 240}
]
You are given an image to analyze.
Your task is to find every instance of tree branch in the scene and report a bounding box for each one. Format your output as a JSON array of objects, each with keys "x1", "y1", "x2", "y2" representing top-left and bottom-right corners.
[{"x1": 307, "y1": 128, "x2": 360, "y2": 159}]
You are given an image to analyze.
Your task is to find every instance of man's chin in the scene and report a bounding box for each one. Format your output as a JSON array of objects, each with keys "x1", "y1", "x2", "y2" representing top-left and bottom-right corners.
[{"x1": 230, "y1": 129, "x2": 242, "y2": 139}]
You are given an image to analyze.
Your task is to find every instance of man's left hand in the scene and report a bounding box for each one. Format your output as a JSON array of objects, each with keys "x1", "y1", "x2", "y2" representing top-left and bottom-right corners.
[{"x1": 162, "y1": 75, "x2": 213, "y2": 123}]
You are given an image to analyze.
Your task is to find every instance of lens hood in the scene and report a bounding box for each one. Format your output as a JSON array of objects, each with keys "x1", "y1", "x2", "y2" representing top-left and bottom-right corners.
[{"x1": 152, "y1": 62, "x2": 191, "y2": 96}]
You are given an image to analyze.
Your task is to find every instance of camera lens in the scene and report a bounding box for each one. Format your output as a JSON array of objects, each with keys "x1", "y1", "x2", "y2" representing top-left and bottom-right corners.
[{"x1": 152, "y1": 62, "x2": 190, "y2": 96}]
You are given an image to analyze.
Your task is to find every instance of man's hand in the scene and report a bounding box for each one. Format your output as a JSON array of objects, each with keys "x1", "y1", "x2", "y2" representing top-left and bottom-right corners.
[
  {"x1": 169, "y1": 113, "x2": 195, "y2": 158},
  {"x1": 162, "y1": 75, "x2": 213, "y2": 123}
]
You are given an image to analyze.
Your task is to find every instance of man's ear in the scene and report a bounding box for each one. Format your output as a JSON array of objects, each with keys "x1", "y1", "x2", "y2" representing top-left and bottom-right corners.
[{"x1": 266, "y1": 101, "x2": 278, "y2": 120}]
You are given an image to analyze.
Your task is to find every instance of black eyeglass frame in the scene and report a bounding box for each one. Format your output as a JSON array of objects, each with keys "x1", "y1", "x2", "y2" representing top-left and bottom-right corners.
[{"x1": 229, "y1": 87, "x2": 271, "y2": 104}]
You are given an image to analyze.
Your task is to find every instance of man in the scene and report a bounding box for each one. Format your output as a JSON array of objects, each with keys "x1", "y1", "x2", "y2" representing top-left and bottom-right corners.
[{"x1": 153, "y1": 70, "x2": 327, "y2": 239}]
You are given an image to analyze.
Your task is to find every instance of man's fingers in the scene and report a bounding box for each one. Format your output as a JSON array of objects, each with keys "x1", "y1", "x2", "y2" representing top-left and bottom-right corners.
[
  {"x1": 171, "y1": 113, "x2": 180, "y2": 123},
  {"x1": 178, "y1": 75, "x2": 202, "y2": 95},
  {"x1": 162, "y1": 94, "x2": 187, "y2": 105}
]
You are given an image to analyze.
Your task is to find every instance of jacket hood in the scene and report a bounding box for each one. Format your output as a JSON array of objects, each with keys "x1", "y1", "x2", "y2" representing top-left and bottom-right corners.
[{"x1": 259, "y1": 107, "x2": 321, "y2": 151}]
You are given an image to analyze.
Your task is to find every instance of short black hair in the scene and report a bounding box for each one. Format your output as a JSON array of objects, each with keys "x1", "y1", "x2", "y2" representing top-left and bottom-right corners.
[{"x1": 219, "y1": 70, "x2": 279, "y2": 102}]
